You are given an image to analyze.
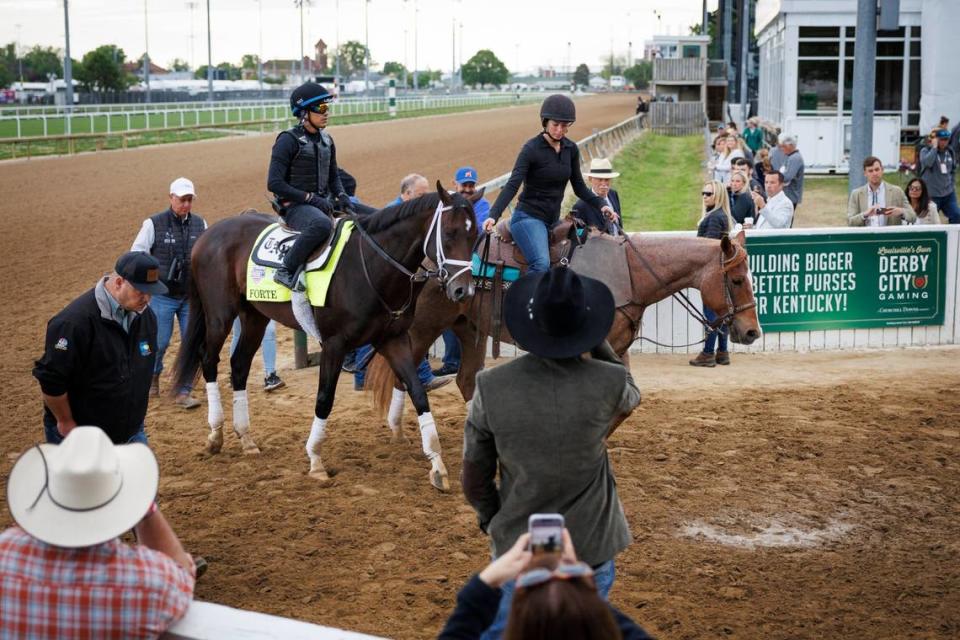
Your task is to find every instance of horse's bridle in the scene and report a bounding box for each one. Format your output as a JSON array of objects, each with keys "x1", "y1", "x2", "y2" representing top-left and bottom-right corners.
[
  {"x1": 623, "y1": 234, "x2": 756, "y2": 333},
  {"x1": 352, "y1": 200, "x2": 473, "y2": 320}
]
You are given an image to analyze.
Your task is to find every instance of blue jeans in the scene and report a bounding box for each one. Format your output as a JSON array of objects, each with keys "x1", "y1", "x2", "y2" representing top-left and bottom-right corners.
[
  {"x1": 230, "y1": 317, "x2": 278, "y2": 375},
  {"x1": 702, "y1": 305, "x2": 729, "y2": 354},
  {"x1": 932, "y1": 192, "x2": 960, "y2": 224},
  {"x1": 480, "y1": 559, "x2": 616, "y2": 640},
  {"x1": 45, "y1": 421, "x2": 148, "y2": 445},
  {"x1": 150, "y1": 294, "x2": 191, "y2": 392},
  {"x1": 441, "y1": 329, "x2": 461, "y2": 369},
  {"x1": 353, "y1": 344, "x2": 434, "y2": 388},
  {"x1": 509, "y1": 209, "x2": 552, "y2": 273}
]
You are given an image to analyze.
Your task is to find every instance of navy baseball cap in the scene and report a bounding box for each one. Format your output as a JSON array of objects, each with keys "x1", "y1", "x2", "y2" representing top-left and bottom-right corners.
[
  {"x1": 115, "y1": 252, "x2": 168, "y2": 295},
  {"x1": 455, "y1": 166, "x2": 479, "y2": 184}
]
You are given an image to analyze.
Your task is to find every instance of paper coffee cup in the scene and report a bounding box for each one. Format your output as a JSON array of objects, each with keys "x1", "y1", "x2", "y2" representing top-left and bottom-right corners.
[{"x1": 745, "y1": 216, "x2": 754, "y2": 226}]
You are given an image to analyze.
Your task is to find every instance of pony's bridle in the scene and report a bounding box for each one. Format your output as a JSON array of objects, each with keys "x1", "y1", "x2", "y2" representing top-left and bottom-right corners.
[
  {"x1": 710, "y1": 242, "x2": 757, "y2": 330},
  {"x1": 353, "y1": 200, "x2": 473, "y2": 319}
]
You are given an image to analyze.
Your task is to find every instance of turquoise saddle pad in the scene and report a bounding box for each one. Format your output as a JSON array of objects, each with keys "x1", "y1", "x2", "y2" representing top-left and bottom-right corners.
[{"x1": 471, "y1": 254, "x2": 522, "y2": 282}]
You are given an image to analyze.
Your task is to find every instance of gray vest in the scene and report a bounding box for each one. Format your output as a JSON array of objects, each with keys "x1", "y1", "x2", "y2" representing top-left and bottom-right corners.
[
  {"x1": 283, "y1": 125, "x2": 334, "y2": 196},
  {"x1": 149, "y1": 209, "x2": 205, "y2": 298}
]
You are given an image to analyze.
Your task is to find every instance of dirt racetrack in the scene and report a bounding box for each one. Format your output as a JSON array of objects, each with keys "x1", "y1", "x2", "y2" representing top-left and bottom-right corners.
[{"x1": 2, "y1": 93, "x2": 959, "y2": 639}]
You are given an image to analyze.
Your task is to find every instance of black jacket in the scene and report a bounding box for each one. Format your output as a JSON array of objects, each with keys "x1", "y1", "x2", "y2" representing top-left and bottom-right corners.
[
  {"x1": 489, "y1": 134, "x2": 605, "y2": 225},
  {"x1": 728, "y1": 190, "x2": 756, "y2": 224},
  {"x1": 267, "y1": 125, "x2": 345, "y2": 204},
  {"x1": 572, "y1": 189, "x2": 622, "y2": 233},
  {"x1": 438, "y1": 574, "x2": 652, "y2": 639},
  {"x1": 697, "y1": 208, "x2": 730, "y2": 240},
  {"x1": 33, "y1": 282, "x2": 158, "y2": 444}
]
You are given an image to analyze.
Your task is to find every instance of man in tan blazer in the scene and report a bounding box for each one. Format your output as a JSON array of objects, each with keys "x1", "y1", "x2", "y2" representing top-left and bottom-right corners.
[{"x1": 847, "y1": 156, "x2": 914, "y2": 226}]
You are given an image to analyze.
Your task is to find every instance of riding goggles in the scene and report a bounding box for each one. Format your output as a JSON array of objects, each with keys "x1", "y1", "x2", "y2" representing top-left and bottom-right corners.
[
  {"x1": 307, "y1": 103, "x2": 330, "y2": 115},
  {"x1": 516, "y1": 562, "x2": 595, "y2": 590}
]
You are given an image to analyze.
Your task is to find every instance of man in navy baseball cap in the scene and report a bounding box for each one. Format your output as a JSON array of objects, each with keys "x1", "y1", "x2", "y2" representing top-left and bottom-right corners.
[{"x1": 115, "y1": 251, "x2": 169, "y2": 296}]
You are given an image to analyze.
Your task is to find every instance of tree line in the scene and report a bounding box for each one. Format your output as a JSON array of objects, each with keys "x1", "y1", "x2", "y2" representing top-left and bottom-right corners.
[{"x1": 1, "y1": 41, "x2": 650, "y2": 93}]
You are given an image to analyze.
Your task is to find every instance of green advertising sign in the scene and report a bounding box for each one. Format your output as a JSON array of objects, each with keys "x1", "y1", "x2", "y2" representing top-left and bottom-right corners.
[{"x1": 746, "y1": 231, "x2": 947, "y2": 332}]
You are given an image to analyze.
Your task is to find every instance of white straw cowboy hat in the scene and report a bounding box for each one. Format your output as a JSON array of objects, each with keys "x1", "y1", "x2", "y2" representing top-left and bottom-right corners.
[
  {"x1": 6, "y1": 427, "x2": 158, "y2": 548},
  {"x1": 584, "y1": 158, "x2": 621, "y2": 179}
]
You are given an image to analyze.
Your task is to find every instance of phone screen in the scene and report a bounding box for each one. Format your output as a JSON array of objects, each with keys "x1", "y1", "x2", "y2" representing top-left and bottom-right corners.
[{"x1": 528, "y1": 514, "x2": 564, "y2": 556}]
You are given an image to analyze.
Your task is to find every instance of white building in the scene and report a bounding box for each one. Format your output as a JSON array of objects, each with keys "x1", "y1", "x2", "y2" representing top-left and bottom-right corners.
[{"x1": 755, "y1": 0, "x2": 960, "y2": 171}]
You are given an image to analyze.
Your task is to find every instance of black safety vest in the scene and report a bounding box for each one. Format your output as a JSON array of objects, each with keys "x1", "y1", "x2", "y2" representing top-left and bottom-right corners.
[
  {"x1": 282, "y1": 125, "x2": 334, "y2": 196},
  {"x1": 149, "y1": 209, "x2": 206, "y2": 298}
]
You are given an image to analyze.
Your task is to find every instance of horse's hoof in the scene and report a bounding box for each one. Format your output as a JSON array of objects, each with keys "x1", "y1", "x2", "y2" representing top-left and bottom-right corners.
[
  {"x1": 429, "y1": 469, "x2": 450, "y2": 492},
  {"x1": 239, "y1": 434, "x2": 261, "y2": 455},
  {"x1": 309, "y1": 470, "x2": 334, "y2": 486},
  {"x1": 206, "y1": 432, "x2": 223, "y2": 455}
]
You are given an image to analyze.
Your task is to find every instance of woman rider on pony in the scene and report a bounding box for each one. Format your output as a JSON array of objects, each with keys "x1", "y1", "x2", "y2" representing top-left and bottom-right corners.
[{"x1": 482, "y1": 94, "x2": 616, "y2": 272}]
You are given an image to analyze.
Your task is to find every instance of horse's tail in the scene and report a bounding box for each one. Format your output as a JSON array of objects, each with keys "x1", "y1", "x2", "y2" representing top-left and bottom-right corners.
[
  {"x1": 170, "y1": 278, "x2": 208, "y2": 396},
  {"x1": 365, "y1": 353, "x2": 398, "y2": 419}
]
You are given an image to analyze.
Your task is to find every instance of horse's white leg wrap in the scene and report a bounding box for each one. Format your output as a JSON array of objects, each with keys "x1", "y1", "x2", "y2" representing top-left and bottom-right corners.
[
  {"x1": 306, "y1": 416, "x2": 328, "y2": 478},
  {"x1": 206, "y1": 382, "x2": 224, "y2": 430},
  {"x1": 205, "y1": 382, "x2": 224, "y2": 454},
  {"x1": 388, "y1": 387, "x2": 406, "y2": 434},
  {"x1": 232, "y1": 390, "x2": 250, "y2": 436},
  {"x1": 417, "y1": 412, "x2": 442, "y2": 461}
]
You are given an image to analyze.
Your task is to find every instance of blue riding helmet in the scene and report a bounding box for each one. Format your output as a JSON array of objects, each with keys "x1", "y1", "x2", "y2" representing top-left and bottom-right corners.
[{"x1": 290, "y1": 82, "x2": 335, "y2": 117}]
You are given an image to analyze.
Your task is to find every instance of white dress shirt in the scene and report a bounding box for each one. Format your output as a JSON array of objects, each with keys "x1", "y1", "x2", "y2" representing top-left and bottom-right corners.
[{"x1": 755, "y1": 191, "x2": 794, "y2": 229}]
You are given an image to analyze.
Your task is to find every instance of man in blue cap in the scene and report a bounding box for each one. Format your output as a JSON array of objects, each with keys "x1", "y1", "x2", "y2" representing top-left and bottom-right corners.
[
  {"x1": 33, "y1": 252, "x2": 166, "y2": 445},
  {"x1": 919, "y1": 128, "x2": 959, "y2": 223}
]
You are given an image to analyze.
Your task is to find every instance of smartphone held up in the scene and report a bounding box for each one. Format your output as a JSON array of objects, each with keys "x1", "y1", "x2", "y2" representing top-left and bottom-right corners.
[{"x1": 528, "y1": 513, "x2": 564, "y2": 557}]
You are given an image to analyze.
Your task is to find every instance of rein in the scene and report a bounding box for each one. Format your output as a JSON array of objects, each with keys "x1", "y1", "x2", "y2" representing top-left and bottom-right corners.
[
  {"x1": 621, "y1": 234, "x2": 756, "y2": 346},
  {"x1": 352, "y1": 200, "x2": 472, "y2": 320}
]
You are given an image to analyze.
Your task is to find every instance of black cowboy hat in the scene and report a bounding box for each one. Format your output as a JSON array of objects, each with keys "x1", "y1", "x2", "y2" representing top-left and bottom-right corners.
[{"x1": 504, "y1": 267, "x2": 614, "y2": 359}]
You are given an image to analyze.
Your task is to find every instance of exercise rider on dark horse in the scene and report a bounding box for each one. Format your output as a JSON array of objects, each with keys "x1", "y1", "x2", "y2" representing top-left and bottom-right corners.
[{"x1": 270, "y1": 82, "x2": 369, "y2": 290}]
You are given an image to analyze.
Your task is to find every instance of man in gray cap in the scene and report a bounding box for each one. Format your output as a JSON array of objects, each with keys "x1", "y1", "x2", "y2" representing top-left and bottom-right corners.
[
  {"x1": 770, "y1": 132, "x2": 805, "y2": 214},
  {"x1": 919, "y1": 128, "x2": 959, "y2": 223},
  {"x1": 33, "y1": 252, "x2": 166, "y2": 445}
]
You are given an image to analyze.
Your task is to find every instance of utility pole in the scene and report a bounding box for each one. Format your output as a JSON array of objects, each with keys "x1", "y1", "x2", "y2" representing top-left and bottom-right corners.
[
  {"x1": 458, "y1": 22, "x2": 463, "y2": 88},
  {"x1": 738, "y1": 0, "x2": 749, "y2": 121},
  {"x1": 143, "y1": 0, "x2": 151, "y2": 103},
  {"x1": 15, "y1": 24, "x2": 24, "y2": 86},
  {"x1": 848, "y1": 0, "x2": 877, "y2": 192},
  {"x1": 702, "y1": 0, "x2": 708, "y2": 35},
  {"x1": 186, "y1": 2, "x2": 197, "y2": 71},
  {"x1": 566, "y1": 41, "x2": 571, "y2": 84},
  {"x1": 298, "y1": 0, "x2": 305, "y2": 83},
  {"x1": 403, "y1": 28, "x2": 408, "y2": 89},
  {"x1": 206, "y1": 0, "x2": 213, "y2": 101},
  {"x1": 413, "y1": 0, "x2": 419, "y2": 91},
  {"x1": 451, "y1": 16, "x2": 456, "y2": 91},
  {"x1": 335, "y1": 0, "x2": 341, "y2": 91},
  {"x1": 722, "y1": 0, "x2": 733, "y2": 94},
  {"x1": 63, "y1": 0, "x2": 74, "y2": 129}
]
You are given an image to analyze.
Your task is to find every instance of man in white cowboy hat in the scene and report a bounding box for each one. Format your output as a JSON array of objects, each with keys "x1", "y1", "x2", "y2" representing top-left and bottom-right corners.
[
  {"x1": 0, "y1": 427, "x2": 195, "y2": 638},
  {"x1": 462, "y1": 267, "x2": 641, "y2": 640},
  {"x1": 572, "y1": 158, "x2": 623, "y2": 235}
]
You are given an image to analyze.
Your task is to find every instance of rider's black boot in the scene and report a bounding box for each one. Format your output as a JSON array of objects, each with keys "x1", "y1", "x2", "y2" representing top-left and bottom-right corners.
[{"x1": 274, "y1": 265, "x2": 305, "y2": 291}]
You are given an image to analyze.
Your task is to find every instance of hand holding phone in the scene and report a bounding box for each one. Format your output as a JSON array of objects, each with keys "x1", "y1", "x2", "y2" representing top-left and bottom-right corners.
[{"x1": 529, "y1": 514, "x2": 564, "y2": 558}]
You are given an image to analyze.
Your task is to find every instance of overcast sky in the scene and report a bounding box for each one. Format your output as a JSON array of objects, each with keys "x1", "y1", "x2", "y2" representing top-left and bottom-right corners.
[{"x1": 2, "y1": 0, "x2": 710, "y2": 74}]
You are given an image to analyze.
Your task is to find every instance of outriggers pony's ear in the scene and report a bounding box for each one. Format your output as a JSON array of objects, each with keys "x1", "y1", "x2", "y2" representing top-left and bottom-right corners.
[
  {"x1": 468, "y1": 186, "x2": 486, "y2": 203},
  {"x1": 720, "y1": 233, "x2": 736, "y2": 258},
  {"x1": 437, "y1": 180, "x2": 452, "y2": 206}
]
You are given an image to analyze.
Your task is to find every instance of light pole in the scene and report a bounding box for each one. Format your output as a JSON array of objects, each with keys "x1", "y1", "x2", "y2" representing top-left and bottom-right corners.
[
  {"x1": 143, "y1": 0, "x2": 151, "y2": 103},
  {"x1": 256, "y1": 0, "x2": 263, "y2": 96},
  {"x1": 363, "y1": 0, "x2": 370, "y2": 94},
  {"x1": 414, "y1": 0, "x2": 419, "y2": 91},
  {"x1": 458, "y1": 22, "x2": 463, "y2": 89},
  {"x1": 451, "y1": 16, "x2": 456, "y2": 91},
  {"x1": 566, "y1": 41, "x2": 571, "y2": 84},
  {"x1": 186, "y1": 2, "x2": 197, "y2": 71},
  {"x1": 206, "y1": 0, "x2": 213, "y2": 101},
  {"x1": 63, "y1": 0, "x2": 74, "y2": 127},
  {"x1": 403, "y1": 28, "x2": 408, "y2": 90},
  {"x1": 15, "y1": 23, "x2": 24, "y2": 86},
  {"x1": 335, "y1": 0, "x2": 341, "y2": 90}
]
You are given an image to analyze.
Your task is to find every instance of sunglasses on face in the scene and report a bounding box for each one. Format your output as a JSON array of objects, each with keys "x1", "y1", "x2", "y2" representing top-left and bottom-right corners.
[
  {"x1": 702, "y1": 191, "x2": 715, "y2": 197},
  {"x1": 516, "y1": 562, "x2": 595, "y2": 590},
  {"x1": 908, "y1": 185, "x2": 922, "y2": 191},
  {"x1": 307, "y1": 103, "x2": 330, "y2": 115}
]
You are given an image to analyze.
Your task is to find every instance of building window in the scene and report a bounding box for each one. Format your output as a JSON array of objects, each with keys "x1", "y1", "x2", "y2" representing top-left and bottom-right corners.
[
  {"x1": 798, "y1": 60, "x2": 839, "y2": 111},
  {"x1": 800, "y1": 27, "x2": 839, "y2": 38}
]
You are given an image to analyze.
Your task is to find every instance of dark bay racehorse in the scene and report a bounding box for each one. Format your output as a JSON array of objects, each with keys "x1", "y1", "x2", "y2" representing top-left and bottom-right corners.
[
  {"x1": 171, "y1": 182, "x2": 478, "y2": 491},
  {"x1": 365, "y1": 228, "x2": 761, "y2": 421}
]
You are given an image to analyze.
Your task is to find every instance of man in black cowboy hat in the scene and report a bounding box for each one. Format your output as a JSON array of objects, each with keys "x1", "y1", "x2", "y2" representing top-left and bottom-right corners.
[{"x1": 461, "y1": 267, "x2": 641, "y2": 640}]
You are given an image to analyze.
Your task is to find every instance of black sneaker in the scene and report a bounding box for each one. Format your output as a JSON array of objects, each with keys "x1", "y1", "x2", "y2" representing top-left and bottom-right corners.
[
  {"x1": 274, "y1": 266, "x2": 304, "y2": 291},
  {"x1": 264, "y1": 372, "x2": 286, "y2": 392},
  {"x1": 430, "y1": 364, "x2": 459, "y2": 377}
]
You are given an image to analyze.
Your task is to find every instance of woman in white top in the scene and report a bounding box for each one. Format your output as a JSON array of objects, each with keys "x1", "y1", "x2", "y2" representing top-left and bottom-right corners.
[
  {"x1": 713, "y1": 135, "x2": 745, "y2": 185},
  {"x1": 905, "y1": 177, "x2": 942, "y2": 225}
]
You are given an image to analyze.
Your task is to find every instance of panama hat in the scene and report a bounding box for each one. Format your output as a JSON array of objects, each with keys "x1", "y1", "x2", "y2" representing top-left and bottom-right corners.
[
  {"x1": 7, "y1": 427, "x2": 159, "y2": 548},
  {"x1": 584, "y1": 158, "x2": 621, "y2": 179},
  {"x1": 504, "y1": 267, "x2": 614, "y2": 359}
]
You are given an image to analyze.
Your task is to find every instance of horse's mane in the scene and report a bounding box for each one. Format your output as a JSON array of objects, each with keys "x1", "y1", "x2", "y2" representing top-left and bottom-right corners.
[{"x1": 358, "y1": 192, "x2": 443, "y2": 234}]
